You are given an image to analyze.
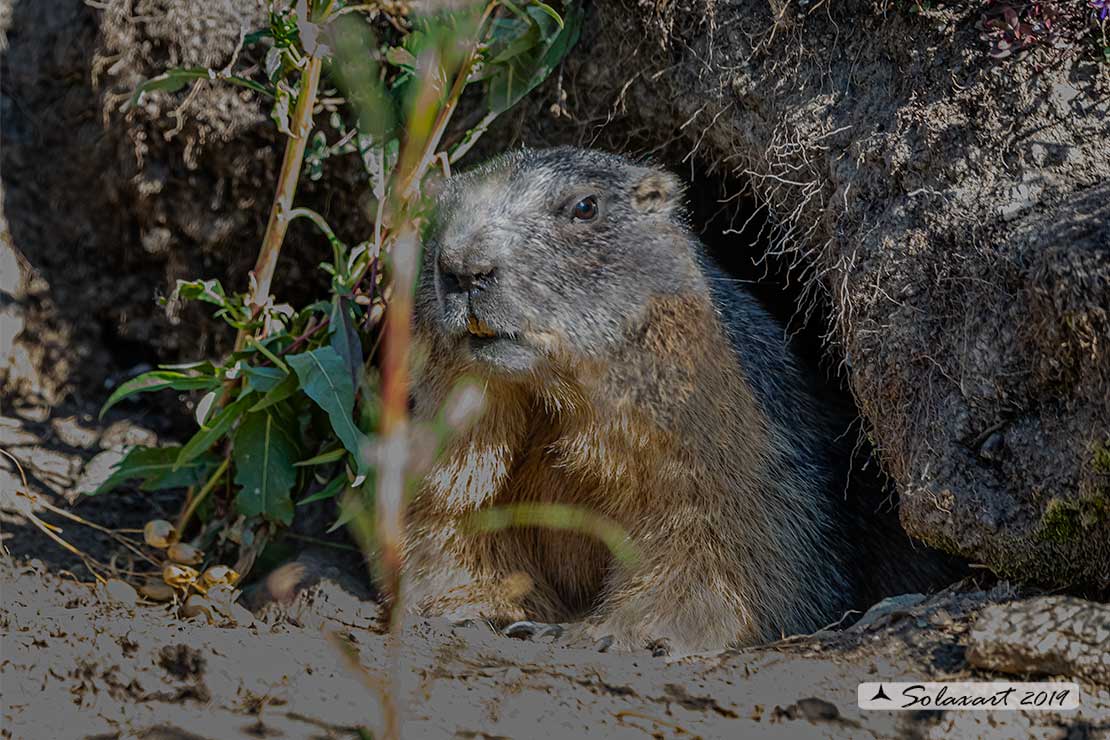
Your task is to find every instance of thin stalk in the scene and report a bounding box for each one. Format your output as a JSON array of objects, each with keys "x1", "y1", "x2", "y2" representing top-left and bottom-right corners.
[
  {"x1": 362, "y1": 15, "x2": 496, "y2": 739},
  {"x1": 245, "y1": 55, "x2": 324, "y2": 319},
  {"x1": 372, "y1": 0, "x2": 497, "y2": 629},
  {"x1": 373, "y1": 224, "x2": 418, "y2": 624},
  {"x1": 176, "y1": 456, "x2": 230, "y2": 533},
  {"x1": 395, "y1": 2, "x2": 496, "y2": 202},
  {"x1": 192, "y1": 54, "x2": 324, "y2": 528}
]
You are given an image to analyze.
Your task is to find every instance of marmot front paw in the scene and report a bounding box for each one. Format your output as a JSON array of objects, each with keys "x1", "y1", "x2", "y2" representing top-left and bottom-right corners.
[{"x1": 501, "y1": 619, "x2": 672, "y2": 656}]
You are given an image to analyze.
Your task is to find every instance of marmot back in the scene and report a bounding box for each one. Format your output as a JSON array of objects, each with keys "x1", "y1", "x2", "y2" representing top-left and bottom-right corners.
[{"x1": 403, "y1": 147, "x2": 952, "y2": 655}]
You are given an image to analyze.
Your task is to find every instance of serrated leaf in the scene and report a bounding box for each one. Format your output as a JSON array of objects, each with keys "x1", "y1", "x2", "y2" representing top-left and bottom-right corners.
[
  {"x1": 287, "y1": 347, "x2": 369, "y2": 473},
  {"x1": 92, "y1": 446, "x2": 218, "y2": 495},
  {"x1": 233, "y1": 410, "x2": 297, "y2": 525},
  {"x1": 294, "y1": 447, "x2": 347, "y2": 467},
  {"x1": 100, "y1": 371, "x2": 218, "y2": 419},
  {"x1": 175, "y1": 394, "x2": 255, "y2": 470},
  {"x1": 298, "y1": 475, "x2": 347, "y2": 506},
  {"x1": 125, "y1": 67, "x2": 271, "y2": 111}
]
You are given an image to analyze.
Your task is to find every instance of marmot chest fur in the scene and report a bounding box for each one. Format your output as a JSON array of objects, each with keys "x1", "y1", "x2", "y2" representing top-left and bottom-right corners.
[{"x1": 404, "y1": 146, "x2": 946, "y2": 655}]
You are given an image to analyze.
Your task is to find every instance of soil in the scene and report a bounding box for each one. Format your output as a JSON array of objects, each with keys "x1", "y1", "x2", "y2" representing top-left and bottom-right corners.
[
  {"x1": 3, "y1": 1, "x2": 1110, "y2": 738},
  {"x1": 3, "y1": 401, "x2": 1109, "y2": 739}
]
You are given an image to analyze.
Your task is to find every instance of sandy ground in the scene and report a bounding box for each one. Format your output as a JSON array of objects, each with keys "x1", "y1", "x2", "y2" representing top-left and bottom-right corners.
[{"x1": 2, "y1": 404, "x2": 1109, "y2": 740}]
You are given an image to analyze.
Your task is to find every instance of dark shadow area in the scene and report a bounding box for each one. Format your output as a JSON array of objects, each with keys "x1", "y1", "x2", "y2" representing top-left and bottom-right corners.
[
  {"x1": 681, "y1": 159, "x2": 970, "y2": 604},
  {"x1": 684, "y1": 163, "x2": 840, "y2": 384}
]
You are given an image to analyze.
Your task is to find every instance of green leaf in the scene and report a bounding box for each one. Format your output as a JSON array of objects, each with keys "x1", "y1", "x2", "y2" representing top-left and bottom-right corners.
[
  {"x1": 485, "y1": 18, "x2": 537, "y2": 65},
  {"x1": 329, "y1": 296, "x2": 363, "y2": 389},
  {"x1": 294, "y1": 447, "x2": 347, "y2": 467},
  {"x1": 242, "y1": 365, "x2": 288, "y2": 393},
  {"x1": 244, "y1": 27, "x2": 272, "y2": 46},
  {"x1": 233, "y1": 410, "x2": 297, "y2": 526},
  {"x1": 326, "y1": 469, "x2": 374, "y2": 532},
  {"x1": 92, "y1": 446, "x2": 218, "y2": 495},
  {"x1": 243, "y1": 336, "x2": 289, "y2": 373},
  {"x1": 159, "y1": 360, "x2": 217, "y2": 373},
  {"x1": 272, "y1": 80, "x2": 295, "y2": 136},
  {"x1": 298, "y1": 475, "x2": 347, "y2": 506},
  {"x1": 327, "y1": 493, "x2": 364, "y2": 532},
  {"x1": 287, "y1": 347, "x2": 369, "y2": 472},
  {"x1": 525, "y1": 5, "x2": 563, "y2": 39},
  {"x1": 126, "y1": 67, "x2": 271, "y2": 111},
  {"x1": 529, "y1": 1, "x2": 565, "y2": 29},
  {"x1": 176, "y1": 278, "x2": 229, "y2": 307},
  {"x1": 385, "y1": 46, "x2": 417, "y2": 70},
  {"x1": 486, "y1": 1, "x2": 582, "y2": 115},
  {"x1": 250, "y1": 372, "x2": 300, "y2": 411},
  {"x1": 100, "y1": 371, "x2": 217, "y2": 419},
  {"x1": 175, "y1": 394, "x2": 255, "y2": 470}
]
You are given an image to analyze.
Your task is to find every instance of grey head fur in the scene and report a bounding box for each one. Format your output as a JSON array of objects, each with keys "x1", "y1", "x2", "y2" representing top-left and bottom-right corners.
[{"x1": 415, "y1": 146, "x2": 699, "y2": 375}]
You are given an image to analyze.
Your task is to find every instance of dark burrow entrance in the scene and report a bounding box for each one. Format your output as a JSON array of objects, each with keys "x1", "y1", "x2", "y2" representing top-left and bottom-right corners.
[
  {"x1": 684, "y1": 163, "x2": 842, "y2": 392},
  {"x1": 679, "y1": 159, "x2": 968, "y2": 607}
]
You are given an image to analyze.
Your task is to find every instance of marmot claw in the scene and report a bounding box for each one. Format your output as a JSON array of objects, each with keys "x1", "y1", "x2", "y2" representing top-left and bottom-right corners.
[
  {"x1": 502, "y1": 620, "x2": 565, "y2": 640},
  {"x1": 502, "y1": 621, "x2": 615, "y2": 652}
]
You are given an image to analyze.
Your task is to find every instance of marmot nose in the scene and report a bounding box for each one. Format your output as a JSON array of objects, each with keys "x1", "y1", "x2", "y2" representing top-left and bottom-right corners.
[{"x1": 440, "y1": 259, "x2": 498, "y2": 295}]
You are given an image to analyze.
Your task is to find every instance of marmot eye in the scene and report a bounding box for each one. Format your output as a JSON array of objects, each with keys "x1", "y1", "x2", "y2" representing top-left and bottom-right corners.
[{"x1": 572, "y1": 195, "x2": 598, "y2": 221}]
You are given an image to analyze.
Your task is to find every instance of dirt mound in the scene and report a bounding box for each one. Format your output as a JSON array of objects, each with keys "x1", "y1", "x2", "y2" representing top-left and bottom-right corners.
[
  {"x1": 0, "y1": 0, "x2": 366, "y2": 404},
  {"x1": 1, "y1": 396, "x2": 1104, "y2": 739}
]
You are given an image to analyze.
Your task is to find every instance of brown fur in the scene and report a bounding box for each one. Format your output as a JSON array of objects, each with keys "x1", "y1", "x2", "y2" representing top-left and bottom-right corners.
[
  {"x1": 400, "y1": 147, "x2": 948, "y2": 655},
  {"x1": 405, "y1": 292, "x2": 842, "y2": 653}
]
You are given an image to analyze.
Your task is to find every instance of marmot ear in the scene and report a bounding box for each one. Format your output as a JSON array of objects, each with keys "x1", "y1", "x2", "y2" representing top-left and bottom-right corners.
[{"x1": 631, "y1": 168, "x2": 682, "y2": 216}]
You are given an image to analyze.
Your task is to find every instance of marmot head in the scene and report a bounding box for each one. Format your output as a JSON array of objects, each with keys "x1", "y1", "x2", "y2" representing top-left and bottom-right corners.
[{"x1": 416, "y1": 147, "x2": 697, "y2": 376}]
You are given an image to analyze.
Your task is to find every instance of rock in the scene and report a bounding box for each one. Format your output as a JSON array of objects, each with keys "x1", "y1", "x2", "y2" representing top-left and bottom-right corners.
[
  {"x1": 966, "y1": 596, "x2": 1110, "y2": 688},
  {"x1": 851, "y1": 593, "x2": 927, "y2": 632}
]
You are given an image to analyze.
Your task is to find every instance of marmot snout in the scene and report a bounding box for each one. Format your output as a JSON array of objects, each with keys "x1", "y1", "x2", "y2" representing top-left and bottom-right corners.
[{"x1": 405, "y1": 147, "x2": 952, "y2": 655}]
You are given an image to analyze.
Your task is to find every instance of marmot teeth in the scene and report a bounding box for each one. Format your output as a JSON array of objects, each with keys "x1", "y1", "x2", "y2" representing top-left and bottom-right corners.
[{"x1": 467, "y1": 315, "x2": 497, "y2": 337}]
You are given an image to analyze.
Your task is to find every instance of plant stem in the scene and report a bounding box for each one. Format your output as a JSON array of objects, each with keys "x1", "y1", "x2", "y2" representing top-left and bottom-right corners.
[
  {"x1": 372, "y1": 0, "x2": 498, "y2": 629},
  {"x1": 245, "y1": 55, "x2": 324, "y2": 320},
  {"x1": 364, "y1": 17, "x2": 496, "y2": 737},
  {"x1": 395, "y1": 2, "x2": 496, "y2": 201},
  {"x1": 176, "y1": 456, "x2": 230, "y2": 533}
]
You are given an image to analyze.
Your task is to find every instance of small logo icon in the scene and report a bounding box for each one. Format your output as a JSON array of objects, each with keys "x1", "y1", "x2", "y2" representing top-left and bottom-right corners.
[{"x1": 870, "y1": 685, "x2": 891, "y2": 702}]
